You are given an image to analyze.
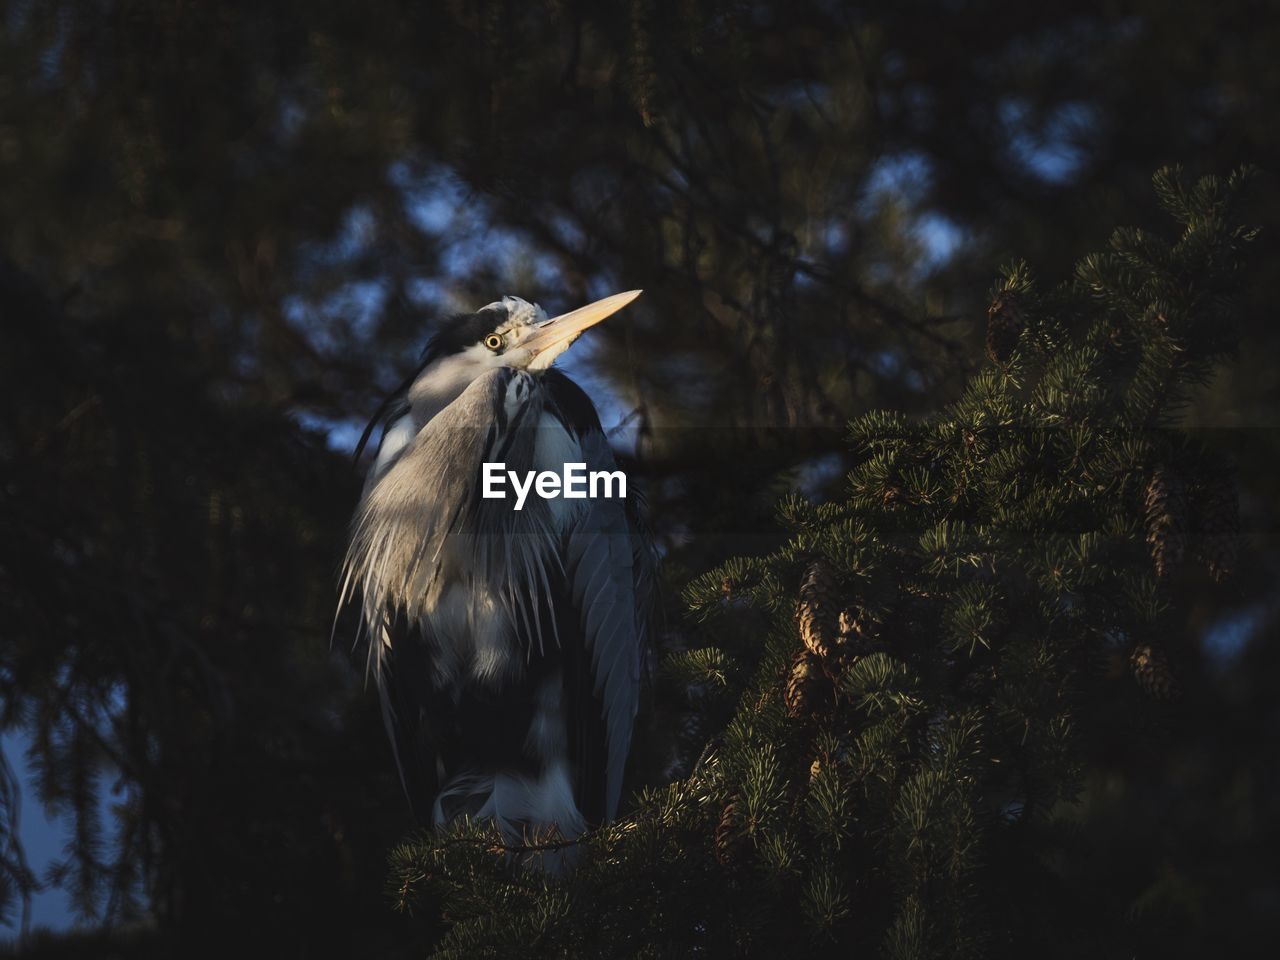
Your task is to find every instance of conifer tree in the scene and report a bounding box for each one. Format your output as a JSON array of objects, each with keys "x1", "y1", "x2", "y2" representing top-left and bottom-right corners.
[{"x1": 388, "y1": 167, "x2": 1256, "y2": 958}]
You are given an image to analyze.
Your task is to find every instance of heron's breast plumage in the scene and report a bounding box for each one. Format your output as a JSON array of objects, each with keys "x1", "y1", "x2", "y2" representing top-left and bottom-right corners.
[{"x1": 420, "y1": 400, "x2": 587, "y2": 690}]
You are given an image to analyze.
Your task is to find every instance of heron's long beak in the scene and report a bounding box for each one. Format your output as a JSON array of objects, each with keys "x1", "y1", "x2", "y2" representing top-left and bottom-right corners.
[{"x1": 524, "y1": 290, "x2": 642, "y2": 370}]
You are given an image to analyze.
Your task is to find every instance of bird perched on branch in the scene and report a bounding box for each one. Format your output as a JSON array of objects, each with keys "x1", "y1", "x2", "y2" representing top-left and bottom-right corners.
[{"x1": 339, "y1": 291, "x2": 653, "y2": 848}]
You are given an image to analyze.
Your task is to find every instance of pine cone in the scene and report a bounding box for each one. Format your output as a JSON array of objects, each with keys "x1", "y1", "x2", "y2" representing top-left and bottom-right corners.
[
  {"x1": 785, "y1": 651, "x2": 831, "y2": 719},
  {"x1": 714, "y1": 799, "x2": 746, "y2": 865},
  {"x1": 986, "y1": 290, "x2": 1025, "y2": 363},
  {"x1": 1130, "y1": 643, "x2": 1179, "y2": 700},
  {"x1": 1198, "y1": 470, "x2": 1239, "y2": 582},
  {"x1": 1144, "y1": 464, "x2": 1187, "y2": 578},
  {"x1": 796, "y1": 560, "x2": 841, "y2": 661}
]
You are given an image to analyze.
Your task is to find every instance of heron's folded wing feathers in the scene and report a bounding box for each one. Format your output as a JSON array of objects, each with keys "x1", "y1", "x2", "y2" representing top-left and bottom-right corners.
[
  {"x1": 562, "y1": 505, "x2": 639, "y2": 822},
  {"x1": 556, "y1": 438, "x2": 649, "y2": 825}
]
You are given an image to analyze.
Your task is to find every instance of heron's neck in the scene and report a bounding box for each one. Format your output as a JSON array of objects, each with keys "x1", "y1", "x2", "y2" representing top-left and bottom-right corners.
[{"x1": 407, "y1": 352, "x2": 487, "y2": 427}]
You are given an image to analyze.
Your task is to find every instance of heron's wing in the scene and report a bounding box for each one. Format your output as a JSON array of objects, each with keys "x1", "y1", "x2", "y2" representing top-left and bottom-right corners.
[{"x1": 545, "y1": 372, "x2": 654, "y2": 823}]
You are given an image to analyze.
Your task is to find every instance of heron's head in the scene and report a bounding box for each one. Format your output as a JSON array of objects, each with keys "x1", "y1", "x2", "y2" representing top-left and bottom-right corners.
[{"x1": 405, "y1": 290, "x2": 641, "y2": 417}]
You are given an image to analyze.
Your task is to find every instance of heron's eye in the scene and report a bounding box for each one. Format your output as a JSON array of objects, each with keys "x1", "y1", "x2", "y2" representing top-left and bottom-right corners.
[{"x1": 484, "y1": 334, "x2": 503, "y2": 352}]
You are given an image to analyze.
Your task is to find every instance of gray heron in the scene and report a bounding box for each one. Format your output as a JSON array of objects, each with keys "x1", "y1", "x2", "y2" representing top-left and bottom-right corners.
[{"x1": 339, "y1": 290, "x2": 654, "y2": 845}]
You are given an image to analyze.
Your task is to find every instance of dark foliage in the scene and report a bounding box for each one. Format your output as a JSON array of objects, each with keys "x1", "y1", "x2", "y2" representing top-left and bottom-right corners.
[{"x1": 389, "y1": 168, "x2": 1268, "y2": 958}]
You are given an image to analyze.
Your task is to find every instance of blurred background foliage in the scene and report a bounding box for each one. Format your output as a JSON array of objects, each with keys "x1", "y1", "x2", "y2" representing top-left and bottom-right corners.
[{"x1": 0, "y1": 0, "x2": 1275, "y2": 955}]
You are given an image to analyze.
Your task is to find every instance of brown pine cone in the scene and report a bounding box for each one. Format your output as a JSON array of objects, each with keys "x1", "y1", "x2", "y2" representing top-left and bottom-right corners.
[
  {"x1": 986, "y1": 290, "x2": 1025, "y2": 364},
  {"x1": 1130, "y1": 643, "x2": 1179, "y2": 700},
  {"x1": 796, "y1": 560, "x2": 841, "y2": 660},
  {"x1": 714, "y1": 799, "x2": 746, "y2": 865},
  {"x1": 1198, "y1": 469, "x2": 1239, "y2": 582},
  {"x1": 1145, "y1": 464, "x2": 1187, "y2": 578},
  {"x1": 785, "y1": 651, "x2": 832, "y2": 719}
]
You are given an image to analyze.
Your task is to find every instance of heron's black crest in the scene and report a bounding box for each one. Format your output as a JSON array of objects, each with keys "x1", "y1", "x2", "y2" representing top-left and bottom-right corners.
[{"x1": 421, "y1": 305, "x2": 510, "y2": 363}]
